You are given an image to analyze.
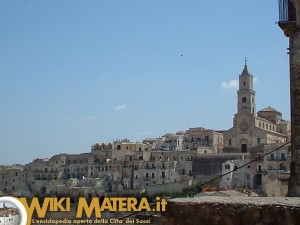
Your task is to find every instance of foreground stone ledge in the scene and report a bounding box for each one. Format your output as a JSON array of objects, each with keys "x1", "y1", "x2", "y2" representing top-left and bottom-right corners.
[{"x1": 160, "y1": 197, "x2": 300, "y2": 225}]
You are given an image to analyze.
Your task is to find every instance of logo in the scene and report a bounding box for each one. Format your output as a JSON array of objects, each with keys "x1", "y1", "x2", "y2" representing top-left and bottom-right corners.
[
  {"x1": 0, "y1": 196, "x2": 27, "y2": 225},
  {"x1": 0, "y1": 196, "x2": 166, "y2": 224}
]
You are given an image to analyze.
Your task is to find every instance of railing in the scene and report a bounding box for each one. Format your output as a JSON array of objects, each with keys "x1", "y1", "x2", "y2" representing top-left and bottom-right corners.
[
  {"x1": 278, "y1": 173, "x2": 290, "y2": 180},
  {"x1": 268, "y1": 169, "x2": 289, "y2": 174},
  {"x1": 278, "y1": 0, "x2": 296, "y2": 22},
  {"x1": 267, "y1": 157, "x2": 289, "y2": 162}
]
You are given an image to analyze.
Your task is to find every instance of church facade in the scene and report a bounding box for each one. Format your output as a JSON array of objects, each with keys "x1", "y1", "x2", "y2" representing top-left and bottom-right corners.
[{"x1": 223, "y1": 63, "x2": 290, "y2": 153}]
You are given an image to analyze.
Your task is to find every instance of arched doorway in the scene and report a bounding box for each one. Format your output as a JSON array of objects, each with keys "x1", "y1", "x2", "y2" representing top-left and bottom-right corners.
[
  {"x1": 239, "y1": 138, "x2": 249, "y2": 153},
  {"x1": 41, "y1": 187, "x2": 46, "y2": 195},
  {"x1": 279, "y1": 163, "x2": 287, "y2": 171},
  {"x1": 253, "y1": 174, "x2": 262, "y2": 189}
]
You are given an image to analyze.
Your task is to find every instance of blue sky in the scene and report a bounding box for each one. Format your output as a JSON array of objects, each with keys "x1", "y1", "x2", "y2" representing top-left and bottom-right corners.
[{"x1": 0, "y1": 1, "x2": 290, "y2": 165}]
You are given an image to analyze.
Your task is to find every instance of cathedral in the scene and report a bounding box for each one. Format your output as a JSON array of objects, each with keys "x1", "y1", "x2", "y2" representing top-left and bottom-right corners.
[{"x1": 223, "y1": 62, "x2": 290, "y2": 153}]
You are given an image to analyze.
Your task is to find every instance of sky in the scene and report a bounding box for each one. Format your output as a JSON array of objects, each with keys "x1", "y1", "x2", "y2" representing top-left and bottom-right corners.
[{"x1": 0, "y1": 0, "x2": 290, "y2": 165}]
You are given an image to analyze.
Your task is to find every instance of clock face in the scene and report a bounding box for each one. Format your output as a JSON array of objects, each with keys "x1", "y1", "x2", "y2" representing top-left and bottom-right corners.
[{"x1": 239, "y1": 122, "x2": 249, "y2": 132}]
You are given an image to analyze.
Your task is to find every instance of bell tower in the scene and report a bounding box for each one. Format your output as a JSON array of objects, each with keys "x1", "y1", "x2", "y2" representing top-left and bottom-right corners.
[{"x1": 237, "y1": 59, "x2": 256, "y2": 115}]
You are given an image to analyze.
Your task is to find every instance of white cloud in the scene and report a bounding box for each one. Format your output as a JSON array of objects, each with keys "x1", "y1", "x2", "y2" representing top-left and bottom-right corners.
[
  {"x1": 85, "y1": 116, "x2": 96, "y2": 120},
  {"x1": 221, "y1": 77, "x2": 258, "y2": 90},
  {"x1": 114, "y1": 104, "x2": 127, "y2": 111},
  {"x1": 221, "y1": 79, "x2": 239, "y2": 90}
]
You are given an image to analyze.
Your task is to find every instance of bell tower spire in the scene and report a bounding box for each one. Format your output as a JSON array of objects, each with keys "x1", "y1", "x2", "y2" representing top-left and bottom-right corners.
[{"x1": 237, "y1": 59, "x2": 256, "y2": 115}]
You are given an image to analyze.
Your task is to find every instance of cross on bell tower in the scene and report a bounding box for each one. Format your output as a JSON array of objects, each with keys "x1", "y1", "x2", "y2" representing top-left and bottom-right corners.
[{"x1": 237, "y1": 59, "x2": 256, "y2": 115}]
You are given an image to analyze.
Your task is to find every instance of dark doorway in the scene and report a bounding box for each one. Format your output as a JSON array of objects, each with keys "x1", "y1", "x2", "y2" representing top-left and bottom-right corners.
[
  {"x1": 253, "y1": 174, "x2": 262, "y2": 189},
  {"x1": 242, "y1": 144, "x2": 247, "y2": 153}
]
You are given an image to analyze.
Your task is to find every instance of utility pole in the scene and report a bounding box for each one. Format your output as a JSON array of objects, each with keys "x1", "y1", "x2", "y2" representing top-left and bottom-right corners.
[{"x1": 278, "y1": 0, "x2": 300, "y2": 196}]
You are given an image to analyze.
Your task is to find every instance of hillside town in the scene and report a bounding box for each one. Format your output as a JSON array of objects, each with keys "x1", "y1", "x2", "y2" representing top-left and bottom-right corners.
[
  {"x1": 0, "y1": 203, "x2": 20, "y2": 225},
  {"x1": 0, "y1": 64, "x2": 291, "y2": 199}
]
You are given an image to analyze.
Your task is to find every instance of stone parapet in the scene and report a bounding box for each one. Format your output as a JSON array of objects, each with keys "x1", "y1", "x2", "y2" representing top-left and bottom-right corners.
[{"x1": 159, "y1": 197, "x2": 300, "y2": 225}]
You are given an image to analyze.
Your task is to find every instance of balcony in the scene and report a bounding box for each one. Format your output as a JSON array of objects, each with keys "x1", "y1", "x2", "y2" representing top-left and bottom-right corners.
[
  {"x1": 267, "y1": 157, "x2": 289, "y2": 162},
  {"x1": 278, "y1": 172, "x2": 290, "y2": 180},
  {"x1": 278, "y1": 0, "x2": 296, "y2": 37}
]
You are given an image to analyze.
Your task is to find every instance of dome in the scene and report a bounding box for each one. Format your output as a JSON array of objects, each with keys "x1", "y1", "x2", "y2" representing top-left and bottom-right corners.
[{"x1": 258, "y1": 106, "x2": 282, "y2": 115}]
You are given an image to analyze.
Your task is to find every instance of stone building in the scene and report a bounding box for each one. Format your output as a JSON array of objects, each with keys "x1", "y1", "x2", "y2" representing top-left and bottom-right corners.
[
  {"x1": 0, "y1": 165, "x2": 31, "y2": 196},
  {"x1": 223, "y1": 63, "x2": 290, "y2": 153},
  {"x1": 219, "y1": 142, "x2": 290, "y2": 197},
  {"x1": 250, "y1": 142, "x2": 291, "y2": 196},
  {"x1": 277, "y1": 0, "x2": 300, "y2": 197},
  {"x1": 0, "y1": 138, "x2": 197, "y2": 197},
  {"x1": 220, "y1": 159, "x2": 251, "y2": 190},
  {"x1": 185, "y1": 127, "x2": 223, "y2": 153}
]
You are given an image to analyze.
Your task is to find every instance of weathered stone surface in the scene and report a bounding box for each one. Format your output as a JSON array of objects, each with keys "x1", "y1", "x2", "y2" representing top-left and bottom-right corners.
[{"x1": 159, "y1": 197, "x2": 300, "y2": 225}]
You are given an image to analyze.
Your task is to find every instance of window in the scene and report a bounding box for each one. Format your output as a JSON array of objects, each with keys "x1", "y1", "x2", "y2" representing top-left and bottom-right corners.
[
  {"x1": 242, "y1": 144, "x2": 247, "y2": 153},
  {"x1": 205, "y1": 136, "x2": 209, "y2": 141},
  {"x1": 281, "y1": 153, "x2": 286, "y2": 161},
  {"x1": 229, "y1": 139, "x2": 232, "y2": 146},
  {"x1": 162, "y1": 171, "x2": 165, "y2": 178},
  {"x1": 270, "y1": 154, "x2": 275, "y2": 161},
  {"x1": 257, "y1": 153, "x2": 262, "y2": 161},
  {"x1": 152, "y1": 173, "x2": 155, "y2": 178},
  {"x1": 257, "y1": 138, "x2": 261, "y2": 144},
  {"x1": 258, "y1": 165, "x2": 262, "y2": 172},
  {"x1": 225, "y1": 165, "x2": 230, "y2": 170},
  {"x1": 146, "y1": 173, "x2": 149, "y2": 178},
  {"x1": 242, "y1": 97, "x2": 247, "y2": 103}
]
